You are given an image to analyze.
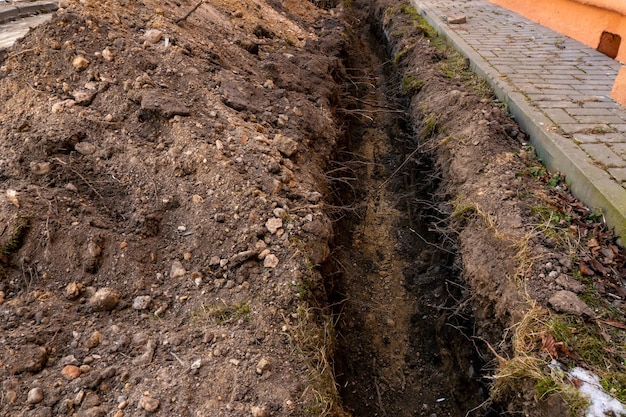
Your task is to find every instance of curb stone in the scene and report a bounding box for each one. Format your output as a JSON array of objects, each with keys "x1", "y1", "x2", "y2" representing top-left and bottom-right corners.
[
  {"x1": 410, "y1": 0, "x2": 626, "y2": 243},
  {"x1": 0, "y1": 1, "x2": 58, "y2": 24}
]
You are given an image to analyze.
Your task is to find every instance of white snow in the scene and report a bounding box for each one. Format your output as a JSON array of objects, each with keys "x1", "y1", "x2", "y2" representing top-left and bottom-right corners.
[{"x1": 569, "y1": 367, "x2": 626, "y2": 417}]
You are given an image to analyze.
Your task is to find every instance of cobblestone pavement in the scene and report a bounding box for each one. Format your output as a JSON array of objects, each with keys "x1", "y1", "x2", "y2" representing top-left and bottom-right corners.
[{"x1": 412, "y1": 0, "x2": 626, "y2": 241}]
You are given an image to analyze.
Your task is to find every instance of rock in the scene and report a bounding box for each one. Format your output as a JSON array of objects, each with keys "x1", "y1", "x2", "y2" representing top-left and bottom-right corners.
[
  {"x1": 10, "y1": 345, "x2": 47, "y2": 374},
  {"x1": 556, "y1": 275, "x2": 586, "y2": 294},
  {"x1": 263, "y1": 254, "x2": 279, "y2": 268},
  {"x1": 549, "y1": 290, "x2": 594, "y2": 317},
  {"x1": 59, "y1": 354, "x2": 79, "y2": 366},
  {"x1": 144, "y1": 29, "x2": 163, "y2": 44},
  {"x1": 141, "y1": 90, "x2": 190, "y2": 118},
  {"x1": 65, "y1": 282, "x2": 83, "y2": 300},
  {"x1": 132, "y1": 339, "x2": 156, "y2": 365},
  {"x1": 6, "y1": 189, "x2": 19, "y2": 208},
  {"x1": 84, "y1": 331, "x2": 102, "y2": 349},
  {"x1": 191, "y1": 194, "x2": 204, "y2": 204},
  {"x1": 229, "y1": 250, "x2": 258, "y2": 267},
  {"x1": 139, "y1": 396, "x2": 159, "y2": 412},
  {"x1": 447, "y1": 15, "x2": 467, "y2": 24},
  {"x1": 83, "y1": 391, "x2": 101, "y2": 408},
  {"x1": 258, "y1": 249, "x2": 270, "y2": 260},
  {"x1": 72, "y1": 90, "x2": 97, "y2": 106},
  {"x1": 273, "y1": 134, "x2": 298, "y2": 157},
  {"x1": 0, "y1": 290, "x2": 5, "y2": 305},
  {"x1": 5, "y1": 390, "x2": 17, "y2": 403},
  {"x1": 75, "y1": 142, "x2": 97, "y2": 155},
  {"x1": 102, "y1": 47, "x2": 114, "y2": 61},
  {"x1": 217, "y1": 70, "x2": 269, "y2": 113},
  {"x1": 72, "y1": 55, "x2": 89, "y2": 71},
  {"x1": 251, "y1": 405, "x2": 269, "y2": 417},
  {"x1": 62, "y1": 365, "x2": 81, "y2": 380},
  {"x1": 265, "y1": 218, "x2": 283, "y2": 234},
  {"x1": 256, "y1": 358, "x2": 271, "y2": 375},
  {"x1": 132, "y1": 295, "x2": 152, "y2": 310},
  {"x1": 30, "y1": 161, "x2": 52, "y2": 175},
  {"x1": 89, "y1": 288, "x2": 120, "y2": 311},
  {"x1": 170, "y1": 260, "x2": 186, "y2": 278},
  {"x1": 27, "y1": 387, "x2": 44, "y2": 404}
]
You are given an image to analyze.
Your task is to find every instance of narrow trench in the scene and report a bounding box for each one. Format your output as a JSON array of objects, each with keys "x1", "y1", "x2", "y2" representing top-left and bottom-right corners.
[{"x1": 323, "y1": 3, "x2": 497, "y2": 416}]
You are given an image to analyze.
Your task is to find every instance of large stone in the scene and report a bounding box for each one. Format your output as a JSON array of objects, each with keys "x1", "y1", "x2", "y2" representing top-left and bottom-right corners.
[
  {"x1": 274, "y1": 134, "x2": 298, "y2": 157},
  {"x1": 549, "y1": 290, "x2": 594, "y2": 317},
  {"x1": 89, "y1": 288, "x2": 120, "y2": 311}
]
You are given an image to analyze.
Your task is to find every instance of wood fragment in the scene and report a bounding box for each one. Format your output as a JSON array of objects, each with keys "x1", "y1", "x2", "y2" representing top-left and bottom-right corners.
[{"x1": 176, "y1": 0, "x2": 204, "y2": 25}]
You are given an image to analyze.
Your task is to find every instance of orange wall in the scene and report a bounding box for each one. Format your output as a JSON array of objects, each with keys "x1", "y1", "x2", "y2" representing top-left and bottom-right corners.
[{"x1": 489, "y1": 0, "x2": 626, "y2": 63}]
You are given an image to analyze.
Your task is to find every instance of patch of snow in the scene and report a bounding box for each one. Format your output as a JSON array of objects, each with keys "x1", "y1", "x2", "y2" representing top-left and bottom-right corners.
[{"x1": 569, "y1": 367, "x2": 626, "y2": 417}]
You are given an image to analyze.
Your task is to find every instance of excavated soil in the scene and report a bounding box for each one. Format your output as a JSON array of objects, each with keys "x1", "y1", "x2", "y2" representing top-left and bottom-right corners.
[{"x1": 1, "y1": 0, "x2": 626, "y2": 417}]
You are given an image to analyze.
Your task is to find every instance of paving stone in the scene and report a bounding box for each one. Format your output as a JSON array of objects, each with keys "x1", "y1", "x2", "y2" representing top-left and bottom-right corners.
[
  {"x1": 580, "y1": 143, "x2": 625, "y2": 168},
  {"x1": 609, "y1": 168, "x2": 626, "y2": 183}
]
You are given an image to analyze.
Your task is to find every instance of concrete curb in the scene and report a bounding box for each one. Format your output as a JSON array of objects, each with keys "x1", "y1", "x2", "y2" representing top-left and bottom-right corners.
[
  {"x1": 411, "y1": 0, "x2": 626, "y2": 242},
  {"x1": 0, "y1": 2, "x2": 58, "y2": 24}
]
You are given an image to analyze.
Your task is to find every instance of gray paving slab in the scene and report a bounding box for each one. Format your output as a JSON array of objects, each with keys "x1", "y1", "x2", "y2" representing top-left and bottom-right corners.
[{"x1": 411, "y1": 0, "x2": 626, "y2": 243}]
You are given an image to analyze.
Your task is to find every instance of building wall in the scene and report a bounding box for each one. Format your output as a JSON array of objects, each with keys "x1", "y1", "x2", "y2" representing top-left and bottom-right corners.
[{"x1": 489, "y1": 0, "x2": 626, "y2": 63}]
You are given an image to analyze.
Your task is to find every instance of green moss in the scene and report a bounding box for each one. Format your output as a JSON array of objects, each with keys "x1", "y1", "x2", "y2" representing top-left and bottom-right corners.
[
  {"x1": 401, "y1": 74, "x2": 424, "y2": 95},
  {"x1": 0, "y1": 216, "x2": 30, "y2": 257}
]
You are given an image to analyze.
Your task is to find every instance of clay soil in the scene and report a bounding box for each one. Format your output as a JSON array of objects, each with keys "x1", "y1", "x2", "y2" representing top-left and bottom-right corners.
[{"x1": 1, "y1": 0, "x2": 626, "y2": 417}]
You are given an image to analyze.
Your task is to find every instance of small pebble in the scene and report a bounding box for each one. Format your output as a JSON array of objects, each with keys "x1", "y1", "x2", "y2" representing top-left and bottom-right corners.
[
  {"x1": 27, "y1": 387, "x2": 44, "y2": 404},
  {"x1": 139, "y1": 396, "x2": 159, "y2": 412},
  {"x1": 132, "y1": 295, "x2": 152, "y2": 310},
  {"x1": 62, "y1": 365, "x2": 81, "y2": 380}
]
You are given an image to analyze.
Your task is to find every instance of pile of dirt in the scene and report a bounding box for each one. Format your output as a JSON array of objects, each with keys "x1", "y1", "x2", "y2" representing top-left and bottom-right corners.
[{"x1": 0, "y1": 0, "x2": 348, "y2": 415}]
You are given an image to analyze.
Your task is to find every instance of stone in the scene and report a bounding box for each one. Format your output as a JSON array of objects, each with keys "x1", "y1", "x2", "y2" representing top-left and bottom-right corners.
[
  {"x1": 132, "y1": 295, "x2": 152, "y2": 310},
  {"x1": 447, "y1": 15, "x2": 467, "y2": 24},
  {"x1": 10, "y1": 345, "x2": 47, "y2": 374},
  {"x1": 84, "y1": 331, "x2": 102, "y2": 349},
  {"x1": 89, "y1": 288, "x2": 120, "y2": 311},
  {"x1": 555, "y1": 275, "x2": 586, "y2": 294},
  {"x1": 144, "y1": 29, "x2": 163, "y2": 44},
  {"x1": 141, "y1": 90, "x2": 190, "y2": 118},
  {"x1": 273, "y1": 134, "x2": 298, "y2": 157},
  {"x1": 61, "y1": 365, "x2": 81, "y2": 380},
  {"x1": 72, "y1": 90, "x2": 97, "y2": 106},
  {"x1": 59, "y1": 354, "x2": 79, "y2": 366},
  {"x1": 263, "y1": 254, "x2": 279, "y2": 268},
  {"x1": 265, "y1": 217, "x2": 283, "y2": 234},
  {"x1": 251, "y1": 405, "x2": 269, "y2": 417},
  {"x1": 549, "y1": 290, "x2": 594, "y2": 317},
  {"x1": 72, "y1": 55, "x2": 89, "y2": 71},
  {"x1": 30, "y1": 161, "x2": 51, "y2": 175},
  {"x1": 139, "y1": 396, "x2": 159, "y2": 412},
  {"x1": 170, "y1": 260, "x2": 186, "y2": 278},
  {"x1": 27, "y1": 387, "x2": 44, "y2": 404},
  {"x1": 75, "y1": 142, "x2": 97, "y2": 155},
  {"x1": 102, "y1": 47, "x2": 114, "y2": 61},
  {"x1": 256, "y1": 358, "x2": 271, "y2": 375},
  {"x1": 65, "y1": 282, "x2": 82, "y2": 300}
]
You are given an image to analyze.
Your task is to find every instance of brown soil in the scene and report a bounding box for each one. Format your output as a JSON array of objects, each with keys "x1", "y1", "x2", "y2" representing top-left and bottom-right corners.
[{"x1": 1, "y1": 0, "x2": 626, "y2": 417}]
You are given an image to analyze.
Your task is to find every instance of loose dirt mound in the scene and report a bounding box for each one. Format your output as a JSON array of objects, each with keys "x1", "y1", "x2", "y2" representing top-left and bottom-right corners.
[{"x1": 0, "y1": 0, "x2": 347, "y2": 415}]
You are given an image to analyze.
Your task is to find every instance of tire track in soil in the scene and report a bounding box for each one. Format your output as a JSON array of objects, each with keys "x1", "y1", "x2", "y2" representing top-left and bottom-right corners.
[{"x1": 326, "y1": 4, "x2": 490, "y2": 416}]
